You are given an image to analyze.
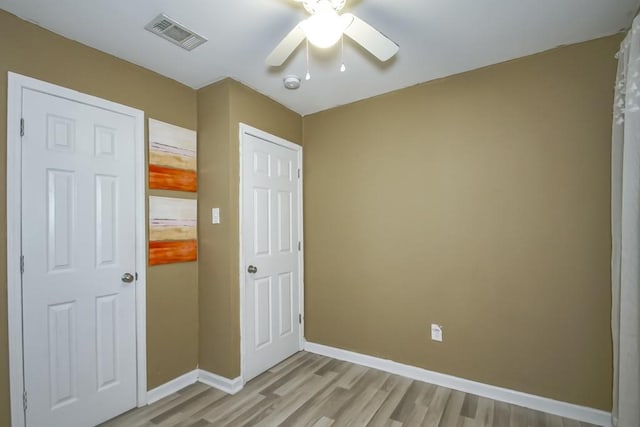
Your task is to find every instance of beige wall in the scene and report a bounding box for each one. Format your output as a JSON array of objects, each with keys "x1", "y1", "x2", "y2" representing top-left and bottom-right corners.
[
  {"x1": 197, "y1": 80, "x2": 235, "y2": 377},
  {"x1": 0, "y1": 10, "x2": 199, "y2": 424},
  {"x1": 302, "y1": 35, "x2": 620, "y2": 410},
  {"x1": 198, "y1": 79, "x2": 302, "y2": 378}
]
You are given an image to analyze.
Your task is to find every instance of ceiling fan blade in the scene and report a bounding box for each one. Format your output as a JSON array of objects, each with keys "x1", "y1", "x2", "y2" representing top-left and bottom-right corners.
[
  {"x1": 266, "y1": 25, "x2": 306, "y2": 67},
  {"x1": 342, "y1": 13, "x2": 398, "y2": 62}
]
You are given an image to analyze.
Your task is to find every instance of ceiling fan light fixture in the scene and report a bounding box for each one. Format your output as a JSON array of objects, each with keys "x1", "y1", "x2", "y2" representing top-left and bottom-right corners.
[{"x1": 300, "y1": 7, "x2": 347, "y2": 48}]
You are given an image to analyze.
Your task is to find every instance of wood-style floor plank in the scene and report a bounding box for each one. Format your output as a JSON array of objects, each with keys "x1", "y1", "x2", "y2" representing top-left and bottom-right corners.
[
  {"x1": 102, "y1": 352, "x2": 599, "y2": 427},
  {"x1": 367, "y1": 376, "x2": 413, "y2": 427},
  {"x1": 438, "y1": 389, "x2": 466, "y2": 427}
]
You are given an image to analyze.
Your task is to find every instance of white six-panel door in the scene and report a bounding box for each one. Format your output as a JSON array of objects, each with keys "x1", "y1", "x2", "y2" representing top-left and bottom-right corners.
[
  {"x1": 21, "y1": 88, "x2": 138, "y2": 426},
  {"x1": 242, "y1": 127, "x2": 302, "y2": 382}
]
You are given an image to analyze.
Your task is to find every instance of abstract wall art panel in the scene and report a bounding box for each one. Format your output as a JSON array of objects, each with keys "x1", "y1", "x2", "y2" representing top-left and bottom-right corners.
[
  {"x1": 148, "y1": 119, "x2": 197, "y2": 192},
  {"x1": 149, "y1": 196, "x2": 197, "y2": 265}
]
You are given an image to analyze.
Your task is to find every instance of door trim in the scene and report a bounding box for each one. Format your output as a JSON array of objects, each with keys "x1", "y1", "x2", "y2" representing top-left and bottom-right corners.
[
  {"x1": 238, "y1": 123, "x2": 304, "y2": 384},
  {"x1": 6, "y1": 72, "x2": 148, "y2": 427}
]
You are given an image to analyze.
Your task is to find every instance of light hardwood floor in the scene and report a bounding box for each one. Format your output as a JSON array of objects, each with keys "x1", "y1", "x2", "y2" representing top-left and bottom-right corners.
[{"x1": 102, "y1": 352, "x2": 597, "y2": 427}]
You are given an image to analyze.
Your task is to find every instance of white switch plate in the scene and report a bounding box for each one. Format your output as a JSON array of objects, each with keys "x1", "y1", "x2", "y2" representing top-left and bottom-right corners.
[
  {"x1": 431, "y1": 324, "x2": 443, "y2": 342},
  {"x1": 211, "y1": 208, "x2": 220, "y2": 224}
]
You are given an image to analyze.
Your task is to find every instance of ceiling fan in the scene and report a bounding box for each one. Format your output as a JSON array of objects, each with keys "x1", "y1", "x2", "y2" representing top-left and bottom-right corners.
[{"x1": 266, "y1": 0, "x2": 399, "y2": 67}]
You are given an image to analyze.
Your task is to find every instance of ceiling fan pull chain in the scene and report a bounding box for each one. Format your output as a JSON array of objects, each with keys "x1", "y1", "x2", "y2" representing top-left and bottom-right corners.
[
  {"x1": 306, "y1": 39, "x2": 311, "y2": 80},
  {"x1": 340, "y1": 34, "x2": 346, "y2": 72}
]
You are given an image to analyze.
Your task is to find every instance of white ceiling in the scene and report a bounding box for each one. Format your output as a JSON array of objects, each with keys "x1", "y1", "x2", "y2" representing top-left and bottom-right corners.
[{"x1": 1, "y1": 0, "x2": 638, "y2": 115}]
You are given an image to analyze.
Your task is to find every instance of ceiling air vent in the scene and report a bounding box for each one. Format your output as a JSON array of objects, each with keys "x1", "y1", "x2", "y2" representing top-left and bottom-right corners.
[{"x1": 144, "y1": 14, "x2": 207, "y2": 51}]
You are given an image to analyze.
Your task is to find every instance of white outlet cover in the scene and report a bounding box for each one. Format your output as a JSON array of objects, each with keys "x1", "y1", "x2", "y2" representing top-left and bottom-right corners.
[
  {"x1": 431, "y1": 324, "x2": 443, "y2": 342},
  {"x1": 212, "y1": 208, "x2": 220, "y2": 224}
]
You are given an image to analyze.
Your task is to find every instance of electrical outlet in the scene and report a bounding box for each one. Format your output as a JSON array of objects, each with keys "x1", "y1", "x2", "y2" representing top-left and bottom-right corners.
[
  {"x1": 212, "y1": 208, "x2": 220, "y2": 224},
  {"x1": 431, "y1": 324, "x2": 443, "y2": 342}
]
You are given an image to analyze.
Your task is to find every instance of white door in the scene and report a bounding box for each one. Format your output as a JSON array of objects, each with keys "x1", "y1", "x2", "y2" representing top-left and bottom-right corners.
[
  {"x1": 21, "y1": 88, "x2": 138, "y2": 426},
  {"x1": 242, "y1": 126, "x2": 302, "y2": 381}
]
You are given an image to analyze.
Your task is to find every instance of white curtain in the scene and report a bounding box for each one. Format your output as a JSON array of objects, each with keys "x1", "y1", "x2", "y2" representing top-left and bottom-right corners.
[{"x1": 612, "y1": 16, "x2": 640, "y2": 427}]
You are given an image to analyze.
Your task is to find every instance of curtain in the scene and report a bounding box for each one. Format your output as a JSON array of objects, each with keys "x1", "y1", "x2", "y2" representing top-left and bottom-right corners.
[{"x1": 612, "y1": 17, "x2": 640, "y2": 427}]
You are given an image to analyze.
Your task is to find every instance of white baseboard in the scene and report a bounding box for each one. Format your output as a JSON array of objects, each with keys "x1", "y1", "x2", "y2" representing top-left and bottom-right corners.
[
  {"x1": 146, "y1": 369, "x2": 243, "y2": 404},
  {"x1": 304, "y1": 342, "x2": 611, "y2": 427},
  {"x1": 146, "y1": 369, "x2": 199, "y2": 404},
  {"x1": 198, "y1": 369, "x2": 243, "y2": 395}
]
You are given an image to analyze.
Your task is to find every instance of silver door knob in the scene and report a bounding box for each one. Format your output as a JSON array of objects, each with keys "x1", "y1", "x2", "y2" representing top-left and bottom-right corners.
[
  {"x1": 247, "y1": 265, "x2": 257, "y2": 274},
  {"x1": 121, "y1": 272, "x2": 135, "y2": 283}
]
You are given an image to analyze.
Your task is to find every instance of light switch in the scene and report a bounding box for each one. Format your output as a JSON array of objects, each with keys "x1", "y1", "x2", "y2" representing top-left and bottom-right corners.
[
  {"x1": 431, "y1": 324, "x2": 443, "y2": 342},
  {"x1": 212, "y1": 208, "x2": 220, "y2": 224}
]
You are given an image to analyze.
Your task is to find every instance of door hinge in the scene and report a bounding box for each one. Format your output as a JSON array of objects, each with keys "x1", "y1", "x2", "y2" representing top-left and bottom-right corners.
[
  {"x1": 20, "y1": 255, "x2": 24, "y2": 274},
  {"x1": 135, "y1": 272, "x2": 138, "y2": 281},
  {"x1": 297, "y1": 168, "x2": 300, "y2": 179},
  {"x1": 298, "y1": 314, "x2": 302, "y2": 324},
  {"x1": 23, "y1": 390, "x2": 27, "y2": 412},
  {"x1": 20, "y1": 118, "x2": 24, "y2": 137},
  {"x1": 298, "y1": 241, "x2": 301, "y2": 251}
]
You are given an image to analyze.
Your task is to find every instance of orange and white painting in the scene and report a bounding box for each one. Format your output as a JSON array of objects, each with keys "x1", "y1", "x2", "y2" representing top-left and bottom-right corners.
[
  {"x1": 149, "y1": 118, "x2": 197, "y2": 192},
  {"x1": 149, "y1": 196, "x2": 197, "y2": 266}
]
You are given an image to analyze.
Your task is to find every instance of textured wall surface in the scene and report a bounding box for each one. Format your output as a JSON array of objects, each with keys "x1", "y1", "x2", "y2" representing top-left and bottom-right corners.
[{"x1": 302, "y1": 35, "x2": 621, "y2": 410}]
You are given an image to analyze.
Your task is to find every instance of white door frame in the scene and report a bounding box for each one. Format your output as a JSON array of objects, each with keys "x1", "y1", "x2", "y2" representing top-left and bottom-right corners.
[
  {"x1": 238, "y1": 123, "x2": 304, "y2": 384},
  {"x1": 6, "y1": 72, "x2": 148, "y2": 427}
]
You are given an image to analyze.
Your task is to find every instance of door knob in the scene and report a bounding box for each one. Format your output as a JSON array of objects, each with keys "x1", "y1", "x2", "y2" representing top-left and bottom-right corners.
[
  {"x1": 121, "y1": 272, "x2": 135, "y2": 283},
  {"x1": 247, "y1": 265, "x2": 257, "y2": 274}
]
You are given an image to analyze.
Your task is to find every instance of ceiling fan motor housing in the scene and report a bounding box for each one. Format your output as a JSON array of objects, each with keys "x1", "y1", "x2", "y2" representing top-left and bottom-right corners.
[{"x1": 302, "y1": 0, "x2": 346, "y2": 14}]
